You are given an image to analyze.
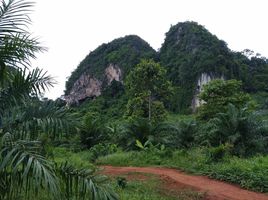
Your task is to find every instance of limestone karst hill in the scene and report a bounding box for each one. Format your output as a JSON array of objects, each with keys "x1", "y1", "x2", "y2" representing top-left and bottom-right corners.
[{"x1": 64, "y1": 21, "x2": 268, "y2": 111}]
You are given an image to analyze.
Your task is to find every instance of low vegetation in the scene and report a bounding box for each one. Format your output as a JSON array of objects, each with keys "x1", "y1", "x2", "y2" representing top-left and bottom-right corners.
[
  {"x1": 1, "y1": 0, "x2": 268, "y2": 199},
  {"x1": 97, "y1": 149, "x2": 268, "y2": 192},
  {"x1": 113, "y1": 174, "x2": 204, "y2": 200}
]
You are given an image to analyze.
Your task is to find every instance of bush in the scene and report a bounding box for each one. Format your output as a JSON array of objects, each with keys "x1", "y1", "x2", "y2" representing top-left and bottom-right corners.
[
  {"x1": 197, "y1": 104, "x2": 268, "y2": 156},
  {"x1": 89, "y1": 143, "x2": 118, "y2": 161},
  {"x1": 80, "y1": 112, "x2": 110, "y2": 148},
  {"x1": 205, "y1": 143, "x2": 232, "y2": 163},
  {"x1": 115, "y1": 118, "x2": 183, "y2": 150},
  {"x1": 198, "y1": 79, "x2": 252, "y2": 120}
]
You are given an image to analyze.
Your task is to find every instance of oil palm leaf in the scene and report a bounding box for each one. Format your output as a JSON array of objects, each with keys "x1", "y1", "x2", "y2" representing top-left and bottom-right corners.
[
  {"x1": 0, "y1": 134, "x2": 60, "y2": 199},
  {"x1": 57, "y1": 162, "x2": 118, "y2": 200}
]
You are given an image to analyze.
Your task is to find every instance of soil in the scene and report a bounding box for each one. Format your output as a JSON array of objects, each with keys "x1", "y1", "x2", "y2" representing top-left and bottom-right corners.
[{"x1": 101, "y1": 166, "x2": 268, "y2": 200}]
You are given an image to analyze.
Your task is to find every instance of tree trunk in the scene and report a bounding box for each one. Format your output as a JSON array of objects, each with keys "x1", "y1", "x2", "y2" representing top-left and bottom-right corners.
[{"x1": 148, "y1": 92, "x2": 151, "y2": 122}]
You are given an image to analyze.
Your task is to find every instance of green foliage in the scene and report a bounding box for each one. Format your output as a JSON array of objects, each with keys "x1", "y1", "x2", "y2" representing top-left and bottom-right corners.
[
  {"x1": 198, "y1": 104, "x2": 268, "y2": 156},
  {"x1": 251, "y1": 92, "x2": 268, "y2": 110},
  {"x1": 0, "y1": 1, "x2": 118, "y2": 199},
  {"x1": 112, "y1": 174, "x2": 204, "y2": 200},
  {"x1": 52, "y1": 147, "x2": 95, "y2": 169},
  {"x1": 159, "y1": 21, "x2": 268, "y2": 111},
  {"x1": 198, "y1": 79, "x2": 252, "y2": 119},
  {"x1": 114, "y1": 176, "x2": 181, "y2": 200},
  {"x1": 76, "y1": 85, "x2": 128, "y2": 122},
  {"x1": 125, "y1": 59, "x2": 172, "y2": 122},
  {"x1": 116, "y1": 176, "x2": 127, "y2": 189},
  {"x1": 167, "y1": 119, "x2": 196, "y2": 149},
  {"x1": 203, "y1": 156, "x2": 268, "y2": 192},
  {"x1": 0, "y1": 137, "x2": 59, "y2": 200},
  {"x1": 125, "y1": 96, "x2": 167, "y2": 123},
  {"x1": 2, "y1": 99, "x2": 78, "y2": 140},
  {"x1": 53, "y1": 148, "x2": 119, "y2": 199},
  {"x1": 89, "y1": 143, "x2": 118, "y2": 162},
  {"x1": 80, "y1": 112, "x2": 108, "y2": 148},
  {"x1": 160, "y1": 21, "x2": 237, "y2": 111},
  {"x1": 115, "y1": 118, "x2": 179, "y2": 150},
  {"x1": 65, "y1": 35, "x2": 157, "y2": 94},
  {"x1": 234, "y1": 51, "x2": 268, "y2": 92},
  {"x1": 116, "y1": 118, "x2": 153, "y2": 150},
  {"x1": 205, "y1": 143, "x2": 232, "y2": 163},
  {"x1": 98, "y1": 149, "x2": 268, "y2": 192},
  {"x1": 57, "y1": 162, "x2": 118, "y2": 200},
  {"x1": 0, "y1": 0, "x2": 45, "y2": 77}
]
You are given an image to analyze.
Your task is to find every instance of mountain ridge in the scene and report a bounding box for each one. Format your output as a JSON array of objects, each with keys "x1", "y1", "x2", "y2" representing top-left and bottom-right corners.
[{"x1": 65, "y1": 21, "x2": 268, "y2": 111}]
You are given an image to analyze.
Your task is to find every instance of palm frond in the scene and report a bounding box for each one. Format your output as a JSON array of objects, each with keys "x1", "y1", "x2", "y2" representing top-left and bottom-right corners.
[
  {"x1": 0, "y1": 34, "x2": 45, "y2": 68},
  {"x1": 0, "y1": 0, "x2": 45, "y2": 77},
  {"x1": 1, "y1": 100, "x2": 78, "y2": 140},
  {"x1": 0, "y1": 0, "x2": 33, "y2": 35},
  {"x1": 57, "y1": 162, "x2": 118, "y2": 200},
  {"x1": 0, "y1": 135, "x2": 60, "y2": 199},
  {"x1": 0, "y1": 67, "x2": 54, "y2": 108}
]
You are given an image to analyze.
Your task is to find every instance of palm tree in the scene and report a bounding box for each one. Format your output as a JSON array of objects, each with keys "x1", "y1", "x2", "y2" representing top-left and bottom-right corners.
[
  {"x1": 208, "y1": 104, "x2": 267, "y2": 156},
  {"x1": 0, "y1": 0, "x2": 118, "y2": 199},
  {"x1": 117, "y1": 118, "x2": 180, "y2": 150}
]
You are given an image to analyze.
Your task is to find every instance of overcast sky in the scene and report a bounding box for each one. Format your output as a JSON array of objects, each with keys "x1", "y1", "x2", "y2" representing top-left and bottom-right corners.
[{"x1": 30, "y1": 0, "x2": 268, "y2": 99}]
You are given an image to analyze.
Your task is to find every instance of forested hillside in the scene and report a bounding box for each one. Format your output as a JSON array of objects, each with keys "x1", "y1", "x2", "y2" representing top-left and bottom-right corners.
[
  {"x1": 2, "y1": 0, "x2": 268, "y2": 199},
  {"x1": 160, "y1": 22, "x2": 268, "y2": 111},
  {"x1": 65, "y1": 21, "x2": 268, "y2": 112},
  {"x1": 65, "y1": 35, "x2": 156, "y2": 96}
]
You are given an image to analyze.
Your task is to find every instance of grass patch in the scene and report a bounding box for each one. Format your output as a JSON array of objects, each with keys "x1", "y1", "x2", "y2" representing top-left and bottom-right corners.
[
  {"x1": 112, "y1": 173, "x2": 203, "y2": 200},
  {"x1": 97, "y1": 148, "x2": 268, "y2": 192},
  {"x1": 52, "y1": 147, "x2": 94, "y2": 168}
]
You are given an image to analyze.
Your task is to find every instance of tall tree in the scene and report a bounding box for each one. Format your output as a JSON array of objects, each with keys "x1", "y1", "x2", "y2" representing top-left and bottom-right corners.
[
  {"x1": 198, "y1": 79, "x2": 252, "y2": 120},
  {"x1": 125, "y1": 59, "x2": 172, "y2": 122}
]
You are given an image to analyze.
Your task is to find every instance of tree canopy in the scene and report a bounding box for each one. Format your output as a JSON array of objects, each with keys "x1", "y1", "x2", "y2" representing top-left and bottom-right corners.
[
  {"x1": 198, "y1": 79, "x2": 252, "y2": 120},
  {"x1": 125, "y1": 59, "x2": 172, "y2": 122}
]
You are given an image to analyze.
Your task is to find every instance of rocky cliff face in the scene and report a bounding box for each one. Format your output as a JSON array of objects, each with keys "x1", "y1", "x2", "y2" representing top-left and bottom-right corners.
[
  {"x1": 65, "y1": 21, "x2": 268, "y2": 112},
  {"x1": 191, "y1": 73, "x2": 224, "y2": 111},
  {"x1": 105, "y1": 64, "x2": 122, "y2": 84},
  {"x1": 159, "y1": 21, "x2": 236, "y2": 112},
  {"x1": 65, "y1": 64, "x2": 122, "y2": 104},
  {"x1": 64, "y1": 35, "x2": 156, "y2": 104}
]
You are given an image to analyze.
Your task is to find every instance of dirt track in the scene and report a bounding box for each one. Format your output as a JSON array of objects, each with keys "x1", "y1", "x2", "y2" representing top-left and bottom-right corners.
[{"x1": 102, "y1": 166, "x2": 268, "y2": 200}]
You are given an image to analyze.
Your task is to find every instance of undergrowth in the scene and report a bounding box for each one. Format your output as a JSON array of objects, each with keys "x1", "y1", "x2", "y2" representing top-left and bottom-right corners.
[
  {"x1": 112, "y1": 173, "x2": 204, "y2": 200},
  {"x1": 97, "y1": 148, "x2": 268, "y2": 192}
]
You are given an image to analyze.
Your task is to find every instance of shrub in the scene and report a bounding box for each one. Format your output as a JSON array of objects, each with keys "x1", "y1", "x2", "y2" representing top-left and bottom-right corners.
[
  {"x1": 198, "y1": 79, "x2": 252, "y2": 120},
  {"x1": 205, "y1": 143, "x2": 232, "y2": 163},
  {"x1": 197, "y1": 104, "x2": 268, "y2": 156},
  {"x1": 89, "y1": 143, "x2": 118, "y2": 161},
  {"x1": 80, "y1": 112, "x2": 110, "y2": 148}
]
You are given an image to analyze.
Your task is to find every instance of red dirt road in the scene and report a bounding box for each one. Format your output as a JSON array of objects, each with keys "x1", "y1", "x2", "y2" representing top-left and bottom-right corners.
[{"x1": 102, "y1": 166, "x2": 268, "y2": 200}]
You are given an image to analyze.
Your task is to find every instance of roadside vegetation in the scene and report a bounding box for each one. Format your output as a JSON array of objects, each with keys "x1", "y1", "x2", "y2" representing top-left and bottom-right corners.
[
  {"x1": 0, "y1": 1, "x2": 117, "y2": 199},
  {"x1": 1, "y1": 0, "x2": 268, "y2": 199}
]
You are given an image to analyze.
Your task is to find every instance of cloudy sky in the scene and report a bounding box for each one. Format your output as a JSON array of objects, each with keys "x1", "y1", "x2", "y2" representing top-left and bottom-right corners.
[{"x1": 30, "y1": 0, "x2": 268, "y2": 99}]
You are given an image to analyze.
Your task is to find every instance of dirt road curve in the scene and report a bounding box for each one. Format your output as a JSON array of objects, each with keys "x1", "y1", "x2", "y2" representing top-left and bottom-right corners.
[{"x1": 102, "y1": 166, "x2": 268, "y2": 200}]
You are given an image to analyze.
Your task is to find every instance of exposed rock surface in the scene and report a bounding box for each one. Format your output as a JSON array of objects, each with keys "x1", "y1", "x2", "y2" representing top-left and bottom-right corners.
[
  {"x1": 160, "y1": 21, "x2": 234, "y2": 111},
  {"x1": 192, "y1": 73, "x2": 224, "y2": 111},
  {"x1": 65, "y1": 64, "x2": 123, "y2": 104},
  {"x1": 105, "y1": 64, "x2": 122, "y2": 84},
  {"x1": 64, "y1": 35, "x2": 156, "y2": 104},
  {"x1": 64, "y1": 22, "x2": 268, "y2": 111},
  {"x1": 65, "y1": 74, "x2": 101, "y2": 104}
]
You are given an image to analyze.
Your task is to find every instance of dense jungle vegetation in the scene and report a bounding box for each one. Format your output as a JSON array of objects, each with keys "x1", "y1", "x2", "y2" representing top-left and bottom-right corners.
[{"x1": 1, "y1": 0, "x2": 268, "y2": 199}]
